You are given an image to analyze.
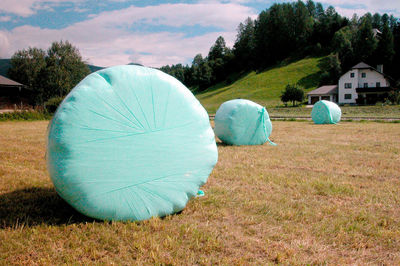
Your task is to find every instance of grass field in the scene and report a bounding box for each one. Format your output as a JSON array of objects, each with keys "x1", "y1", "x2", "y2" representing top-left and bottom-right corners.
[
  {"x1": 197, "y1": 57, "x2": 323, "y2": 113},
  {"x1": 1, "y1": 121, "x2": 400, "y2": 264},
  {"x1": 268, "y1": 105, "x2": 400, "y2": 118}
]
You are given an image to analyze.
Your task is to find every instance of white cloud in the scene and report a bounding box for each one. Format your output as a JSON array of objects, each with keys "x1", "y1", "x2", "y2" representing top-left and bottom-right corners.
[
  {"x1": 0, "y1": 31, "x2": 10, "y2": 58},
  {"x1": 0, "y1": 0, "x2": 37, "y2": 17},
  {"x1": 317, "y1": 0, "x2": 400, "y2": 17},
  {"x1": 334, "y1": 7, "x2": 369, "y2": 18},
  {"x1": 84, "y1": 3, "x2": 256, "y2": 30},
  {"x1": 0, "y1": 0, "x2": 84, "y2": 17},
  {"x1": 0, "y1": 15, "x2": 12, "y2": 22},
  {"x1": 2, "y1": 2, "x2": 255, "y2": 67},
  {"x1": 64, "y1": 6, "x2": 89, "y2": 13}
]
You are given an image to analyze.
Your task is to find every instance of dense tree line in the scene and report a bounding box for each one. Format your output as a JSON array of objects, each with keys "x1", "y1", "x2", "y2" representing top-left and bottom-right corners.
[
  {"x1": 8, "y1": 41, "x2": 90, "y2": 105},
  {"x1": 160, "y1": 36, "x2": 234, "y2": 91},
  {"x1": 160, "y1": 0, "x2": 400, "y2": 91}
]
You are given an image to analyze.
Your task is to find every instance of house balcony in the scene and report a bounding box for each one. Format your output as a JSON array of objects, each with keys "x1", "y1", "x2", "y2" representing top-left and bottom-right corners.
[
  {"x1": 356, "y1": 87, "x2": 393, "y2": 105},
  {"x1": 356, "y1": 87, "x2": 392, "y2": 93}
]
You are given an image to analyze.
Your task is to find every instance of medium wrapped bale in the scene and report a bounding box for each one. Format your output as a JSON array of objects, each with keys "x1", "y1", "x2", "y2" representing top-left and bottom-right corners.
[
  {"x1": 311, "y1": 100, "x2": 341, "y2": 124},
  {"x1": 47, "y1": 65, "x2": 218, "y2": 221},
  {"x1": 214, "y1": 99, "x2": 275, "y2": 146}
]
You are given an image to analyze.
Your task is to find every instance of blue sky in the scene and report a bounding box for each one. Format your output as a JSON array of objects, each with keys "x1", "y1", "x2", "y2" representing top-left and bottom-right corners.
[{"x1": 0, "y1": 0, "x2": 399, "y2": 67}]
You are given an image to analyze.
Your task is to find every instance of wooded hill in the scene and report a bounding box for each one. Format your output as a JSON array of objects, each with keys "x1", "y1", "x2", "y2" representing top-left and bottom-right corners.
[{"x1": 160, "y1": 0, "x2": 400, "y2": 94}]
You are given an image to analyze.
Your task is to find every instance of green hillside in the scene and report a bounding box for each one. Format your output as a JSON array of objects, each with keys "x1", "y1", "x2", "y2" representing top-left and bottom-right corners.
[{"x1": 196, "y1": 57, "x2": 325, "y2": 113}]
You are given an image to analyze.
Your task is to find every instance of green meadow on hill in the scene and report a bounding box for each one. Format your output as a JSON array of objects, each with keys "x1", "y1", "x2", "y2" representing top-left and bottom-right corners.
[{"x1": 196, "y1": 57, "x2": 323, "y2": 113}]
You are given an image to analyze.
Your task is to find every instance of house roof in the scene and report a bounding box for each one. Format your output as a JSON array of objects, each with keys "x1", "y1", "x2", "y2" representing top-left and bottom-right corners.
[
  {"x1": 349, "y1": 62, "x2": 394, "y2": 82},
  {"x1": 372, "y1": 28, "x2": 382, "y2": 37},
  {"x1": 0, "y1": 75, "x2": 24, "y2": 87},
  {"x1": 307, "y1": 85, "x2": 338, "y2": 95},
  {"x1": 351, "y1": 62, "x2": 374, "y2": 70}
]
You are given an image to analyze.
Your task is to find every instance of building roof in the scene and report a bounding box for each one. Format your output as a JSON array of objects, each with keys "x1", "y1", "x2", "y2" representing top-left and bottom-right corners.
[
  {"x1": 307, "y1": 85, "x2": 338, "y2": 95},
  {"x1": 349, "y1": 62, "x2": 394, "y2": 82},
  {"x1": 372, "y1": 28, "x2": 382, "y2": 37},
  {"x1": 0, "y1": 75, "x2": 24, "y2": 87},
  {"x1": 351, "y1": 62, "x2": 374, "y2": 70}
]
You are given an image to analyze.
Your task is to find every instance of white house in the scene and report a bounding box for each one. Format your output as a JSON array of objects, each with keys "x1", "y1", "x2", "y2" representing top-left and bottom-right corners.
[
  {"x1": 338, "y1": 62, "x2": 391, "y2": 104},
  {"x1": 307, "y1": 62, "x2": 392, "y2": 105}
]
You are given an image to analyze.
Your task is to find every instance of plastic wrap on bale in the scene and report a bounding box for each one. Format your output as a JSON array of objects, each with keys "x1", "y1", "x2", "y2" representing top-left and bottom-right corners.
[
  {"x1": 311, "y1": 100, "x2": 341, "y2": 124},
  {"x1": 47, "y1": 65, "x2": 218, "y2": 221},
  {"x1": 214, "y1": 99, "x2": 275, "y2": 146}
]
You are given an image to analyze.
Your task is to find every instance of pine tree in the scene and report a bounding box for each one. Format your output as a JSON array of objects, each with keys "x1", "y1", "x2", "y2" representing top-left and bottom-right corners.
[
  {"x1": 306, "y1": 0, "x2": 316, "y2": 17},
  {"x1": 233, "y1": 17, "x2": 255, "y2": 70},
  {"x1": 208, "y1": 36, "x2": 227, "y2": 61},
  {"x1": 372, "y1": 13, "x2": 382, "y2": 30},
  {"x1": 354, "y1": 15, "x2": 377, "y2": 62},
  {"x1": 375, "y1": 22, "x2": 395, "y2": 65}
]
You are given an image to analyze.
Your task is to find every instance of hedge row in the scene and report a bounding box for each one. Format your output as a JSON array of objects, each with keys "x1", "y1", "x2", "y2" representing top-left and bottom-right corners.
[{"x1": 0, "y1": 111, "x2": 52, "y2": 121}]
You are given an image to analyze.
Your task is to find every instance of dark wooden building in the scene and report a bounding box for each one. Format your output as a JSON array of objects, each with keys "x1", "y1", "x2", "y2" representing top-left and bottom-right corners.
[{"x1": 0, "y1": 75, "x2": 30, "y2": 109}]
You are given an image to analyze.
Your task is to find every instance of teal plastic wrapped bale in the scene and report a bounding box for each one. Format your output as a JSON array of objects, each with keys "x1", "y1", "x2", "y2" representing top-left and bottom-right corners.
[
  {"x1": 214, "y1": 99, "x2": 275, "y2": 146},
  {"x1": 311, "y1": 100, "x2": 341, "y2": 124},
  {"x1": 47, "y1": 65, "x2": 218, "y2": 221}
]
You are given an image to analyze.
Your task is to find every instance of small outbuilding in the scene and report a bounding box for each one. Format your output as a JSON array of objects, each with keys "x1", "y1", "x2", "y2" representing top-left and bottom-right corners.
[
  {"x1": 0, "y1": 75, "x2": 30, "y2": 109},
  {"x1": 307, "y1": 85, "x2": 338, "y2": 105}
]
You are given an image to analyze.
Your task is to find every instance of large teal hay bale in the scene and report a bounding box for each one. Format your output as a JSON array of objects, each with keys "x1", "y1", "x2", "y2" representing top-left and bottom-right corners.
[
  {"x1": 214, "y1": 99, "x2": 275, "y2": 146},
  {"x1": 311, "y1": 100, "x2": 341, "y2": 124},
  {"x1": 47, "y1": 65, "x2": 218, "y2": 221}
]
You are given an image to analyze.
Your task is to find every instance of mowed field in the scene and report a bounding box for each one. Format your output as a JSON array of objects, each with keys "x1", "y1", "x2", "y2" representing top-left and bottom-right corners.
[{"x1": 1, "y1": 121, "x2": 400, "y2": 264}]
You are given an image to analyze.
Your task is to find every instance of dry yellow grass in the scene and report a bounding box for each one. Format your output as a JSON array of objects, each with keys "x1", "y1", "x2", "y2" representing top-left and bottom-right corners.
[{"x1": 1, "y1": 120, "x2": 400, "y2": 264}]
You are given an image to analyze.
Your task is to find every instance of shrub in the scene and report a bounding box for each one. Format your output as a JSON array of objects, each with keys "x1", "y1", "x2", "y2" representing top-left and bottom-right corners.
[
  {"x1": 280, "y1": 84, "x2": 304, "y2": 107},
  {"x1": 0, "y1": 111, "x2": 51, "y2": 121},
  {"x1": 44, "y1": 97, "x2": 64, "y2": 113},
  {"x1": 356, "y1": 95, "x2": 365, "y2": 105},
  {"x1": 387, "y1": 90, "x2": 400, "y2": 105}
]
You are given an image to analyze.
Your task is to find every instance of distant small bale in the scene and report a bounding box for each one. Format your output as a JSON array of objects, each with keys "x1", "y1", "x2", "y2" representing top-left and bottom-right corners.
[
  {"x1": 311, "y1": 100, "x2": 341, "y2": 124},
  {"x1": 214, "y1": 99, "x2": 275, "y2": 145}
]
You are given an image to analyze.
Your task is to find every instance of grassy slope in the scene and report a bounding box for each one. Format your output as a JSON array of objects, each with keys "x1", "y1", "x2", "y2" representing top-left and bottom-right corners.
[
  {"x1": 1, "y1": 121, "x2": 400, "y2": 264},
  {"x1": 196, "y1": 57, "x2": 324, "y2": 113}
]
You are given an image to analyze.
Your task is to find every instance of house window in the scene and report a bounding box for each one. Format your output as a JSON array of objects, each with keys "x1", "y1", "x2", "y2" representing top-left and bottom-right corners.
[
  {"x1": 344, "y1": 83, "x2": 352, "y2": 88},
  {"x1": 376, "y1": 82, "x2": 380, "y2": 87},
  {"x1": 350, "y1": 73, "x2": 355, "y2": 78},
  {"x1": 344, "y1": 94, "x2": 352, "y2": 99},
  {"x1": 364, "y1": 83, "x2": 368, "y2": 88},
  {"x1": 361, "y1": 73, "x2": 366, "y2": 78}
]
